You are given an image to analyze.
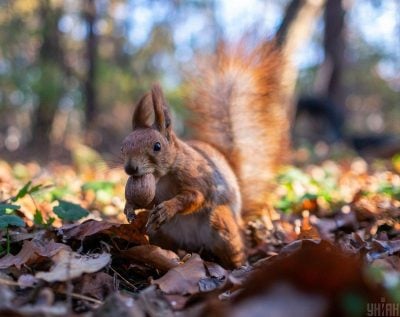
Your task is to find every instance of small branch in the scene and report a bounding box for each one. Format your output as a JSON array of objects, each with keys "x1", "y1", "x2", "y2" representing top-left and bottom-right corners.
[
  {"x1": 0, "y1": 277, "x2": 19, "y2": 286},
  {"x1": 58, "y1": 290, "x2": 103, "y2": 305},
  {"x1": 110, "y1": 266, "x2": 138, "y2": 291}
]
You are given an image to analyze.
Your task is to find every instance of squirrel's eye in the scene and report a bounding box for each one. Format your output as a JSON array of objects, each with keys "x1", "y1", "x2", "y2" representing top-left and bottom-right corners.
[{"x1": 153, "y1": 142, "x2": 161, "y2": 152}]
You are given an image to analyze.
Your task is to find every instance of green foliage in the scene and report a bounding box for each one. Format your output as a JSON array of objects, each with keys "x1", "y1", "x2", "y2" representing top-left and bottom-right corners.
[
  {"x1": 340, "y1": 292, "x2": 366, "y2": 317},
  {"x1": 393, "y1": 154, "x2": 400, "y2": 173},
  {"x1": 71, "y1": 144, "x2": 107, "y2": 172},
  {"x1": 368, "y1": 266, "x2": 400, "y2": 303},
  {"x1": 12, "y1": 181, "x2": 44, "y2": 201},
  {"x1": 82, "y1": 181, "x2": 114, "y2": 192},
  {"x1": 274, "y1": 166, "x2": 339, "y2": 214},
  {"x1": 0, "y1": 203, "x2": 20, "y2": 214},
  {"x1": 0, "y1": 215, "x2": 25, "y2": 229},
  {"x1": 48, "y1": 186, "x2": 71, "y2": 201},
  {"x1": 12, "y1": 164, "x2": 31, "y2": 180},
  {"x1": 0, "y1": 202, "x2": 24, "y2": 255},
  {"x1": 33, "y1": 209, "x2": 55, "y2": 228},
  {"x1": 377, "y1": 184, "x2": 400, "y2": 200},
  {"x1": 1, "y1": 181, "x2": 91, "y2": 229},
  {"x1": 82, "y1": 180, "x2": 115, "y2": 203},
  {"x1": 33, "y1": 209, "x2": 44, "y2": 225},
  {"x1": 0, "y1": 203, "x2": 24, "y2": 230},
  {"x1": 53, "y1": 200, "x2": 89, "y2": 222}
]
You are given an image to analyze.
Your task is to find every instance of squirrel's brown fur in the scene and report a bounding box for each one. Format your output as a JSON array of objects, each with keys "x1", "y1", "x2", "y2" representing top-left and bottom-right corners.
[
  {"x1": 187, "y1": 43, "x2": 289, "y2": 219},
  {"x1": 122, "y1": 42, "x2": 289, "y2": 268}
]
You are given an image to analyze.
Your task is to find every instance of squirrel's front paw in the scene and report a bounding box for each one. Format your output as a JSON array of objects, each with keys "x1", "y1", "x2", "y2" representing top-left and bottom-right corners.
[
  {"x1": 124, "y1": 202, "x2": 137, "y2": 223},
  {"x1": 146, "y1": 202, "x2": 175, "y2": 231}
]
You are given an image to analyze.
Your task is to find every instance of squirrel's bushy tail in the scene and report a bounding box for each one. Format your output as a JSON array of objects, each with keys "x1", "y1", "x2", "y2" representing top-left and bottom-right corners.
[{"x1": 186, "y1": 42, "x2": 290, "y2": 219}]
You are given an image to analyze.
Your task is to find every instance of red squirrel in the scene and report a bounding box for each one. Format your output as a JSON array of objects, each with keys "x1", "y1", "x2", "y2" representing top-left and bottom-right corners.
[{"x1": 121, "y1": 43, "x2": 289, "y2": 269}]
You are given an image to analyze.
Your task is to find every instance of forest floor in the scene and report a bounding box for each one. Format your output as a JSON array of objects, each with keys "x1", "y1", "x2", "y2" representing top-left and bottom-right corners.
[{"x1": 0, "y1": 147, "x2": 399, "y2": 317}]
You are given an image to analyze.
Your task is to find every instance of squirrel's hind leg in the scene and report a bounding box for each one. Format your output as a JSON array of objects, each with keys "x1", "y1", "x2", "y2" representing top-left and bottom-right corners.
[{"x1": 209, "y1": 205, "x2": 246, "y2": 269}]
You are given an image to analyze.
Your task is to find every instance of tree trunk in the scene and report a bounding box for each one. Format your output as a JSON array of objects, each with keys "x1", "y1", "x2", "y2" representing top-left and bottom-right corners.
[
  {"x1": 84, "y1": 0, "x2": 98, "y2": 126},
  {"x1": 322, "y1": 0, "x2": 346, "y2": 106},
  {"x1": 275, "y1": 0, "x2": 326, "y2": 120},
  {"x1": 31, "y1": 0, "x2": 64, "y2": 152},
  {"x1": 311, "y1": 0, "x2": 347, "y2": 139}
]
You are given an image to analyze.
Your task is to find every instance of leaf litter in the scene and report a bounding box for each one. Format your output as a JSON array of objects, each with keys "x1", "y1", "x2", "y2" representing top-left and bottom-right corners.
[{"x1": 0, "y1": 156, "x2": 399, "y2": 316}]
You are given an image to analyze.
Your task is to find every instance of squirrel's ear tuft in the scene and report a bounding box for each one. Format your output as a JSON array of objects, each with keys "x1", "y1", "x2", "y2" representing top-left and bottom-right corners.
[
  {"x1": 151, "y1": 83, "x2": 172, "y2": 138},
  {"x1": 132, "y1": 92, "x2": 154, "y2": 130}
]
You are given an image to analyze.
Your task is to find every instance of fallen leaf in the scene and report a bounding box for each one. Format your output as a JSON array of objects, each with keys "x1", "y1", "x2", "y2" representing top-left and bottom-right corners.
[
  {"x1": 95, "y1": 292, "x2": 145, "y2": 317},
  {"x1": 15, "y1": 303, "x2": 67, "y2": 316},
  {"x1": 74, "y1": 272, "x2": 114, "y2": 301},
  {"x1": 164, "y1": 294, "x2": 189, "y2": 310},
  {"x1": 136, "y1": 285, "x2": 174, "y2": 317},
  {"x1": 198, "y1": 277, "x2": 225, "y2": 293},
  {"x1": 0, "y1": 239, "x2": 70, "y2": 269},
  {"x1": 227, "y1": 266, "x2": 253, "y2": 288},
  {"x1": 199, "y1": 261, "x2": 228, "y2": 292},
  {"x1": 339, "y1": 233, "x2": 368, "y2": 254},
  {"x1": 17, "y1": 274, "x2": 39, "y2": 289},
  {"x1": 367, "y1": 239, "x2": 400, "y2": 261},
  {"x1": 297, "y1": 211, "x2": 320, "y2": 240},
  {"x1": 104, "y1": 211, "x2": 149, "y2": 245},
  {"x1": 96, "y1": 286, "x2": 175, "y2": 317},
  {"x1": 227, "y1": 240, "x2": 385, "y2": 317},
  {"x1": 371, "y1": 256, "x2": 400, "y2": 272},
  {"x1": 228, "y1": 283, "x2": 328, "y2": 317},
  {"x1": 120, "y1": 244, "x2": 180, "y2": 273},
  {"x1": 152, "y1": 254, "x2": 207, "y2": 295},
  {"x1": 58, "y1": 213, "x2": 149, "y2": 245},
  {"x1": 58, "y1": 219, "x2": 120, "y2": 240},
  {"x1": 35, "y1": 250, "x2": 111, "y2": 282}
]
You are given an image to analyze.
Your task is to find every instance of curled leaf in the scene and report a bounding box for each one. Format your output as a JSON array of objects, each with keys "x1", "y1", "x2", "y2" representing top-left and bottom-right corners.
[{"x1": 36, "y1": 250, "x2": 111, "y2": 282}]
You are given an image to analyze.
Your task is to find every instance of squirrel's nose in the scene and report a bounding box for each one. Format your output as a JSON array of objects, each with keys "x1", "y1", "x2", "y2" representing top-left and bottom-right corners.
[{"x1": 124, "y1": 163, "x2": 139, "y2": 175}]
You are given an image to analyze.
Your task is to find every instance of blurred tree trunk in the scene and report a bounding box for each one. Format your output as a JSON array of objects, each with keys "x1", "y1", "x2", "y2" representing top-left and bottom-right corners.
[
  {"x1": 31, "y1": 0, "x2": 64, "y2": 152},
  {"x1": 84, "y1": 0, "x2": 98, "y2": 126},
  {"x1": 275, "y1": 0, "x2": 326, "y2": 119},
  {"x1": 314, "y1": 0, "x2": 346, "y2": 107}
]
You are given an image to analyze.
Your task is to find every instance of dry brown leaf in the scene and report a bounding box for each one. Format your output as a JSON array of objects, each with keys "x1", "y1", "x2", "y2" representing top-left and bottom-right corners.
[
  {"x1": 152, "y1": 254, "x2": 207, "y2": 295},
  {"x1": 17, "y1": 274, "x2": 39, "y2": 289},
  {"x1": 367, "y1": 239, "x2": 400, "y2": 261},
  {"x1": 120, "y1": 244, "x2": 180, "y2": 273},
  {"x1": 104, "y1": 211, "x2": 149, "y2": 245},
  {"x1": 136, "y1": 285, "x2": 175, "y2": 317},
  {"x1": 95, "y1": 292, "x2": 145, "y2": 317},
  {"x1": 236, "y1": 240, "x2": 385, "y2": 303},
  {"x1": 58, "y1": 213, "x2": 149, "y2": 245},
  {"x1": 0, "y1": 239, "x2": 70, "y2": 269},
  {"x1": 96, "y1": 286, "x2": 174, "y2": 317},
  {"x1": 74, "y1": 272, "x2": 114, "y2": 301},
  {"x1": 35, "y1": 250, "x2": 111, "y2": 282},
  {"x1": 198, "y1": 261, "x2": 227, "y2": 293},
  {"x1": 297, "y1": 211, "x2": 321, "y2": 240},
  {"x1": 203, "y1": 240, "x2": 387, "y2": 317},
  {"x1": 58, "y1": 219, "x2": 120, "y2": 240}
]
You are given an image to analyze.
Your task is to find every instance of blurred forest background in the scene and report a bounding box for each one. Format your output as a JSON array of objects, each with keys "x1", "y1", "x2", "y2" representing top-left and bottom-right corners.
[{"x1": 0, "y1": 0, "x2": 399, "y2": 162}]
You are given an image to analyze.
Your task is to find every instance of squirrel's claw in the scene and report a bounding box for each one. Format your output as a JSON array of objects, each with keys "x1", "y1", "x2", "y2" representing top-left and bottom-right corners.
[
  {"x1": 146, "y1": 202, "x2": 174, "y2": 232},
  {"x1": 124, "y1": 202, "x2": 137, "y2": 223}
]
